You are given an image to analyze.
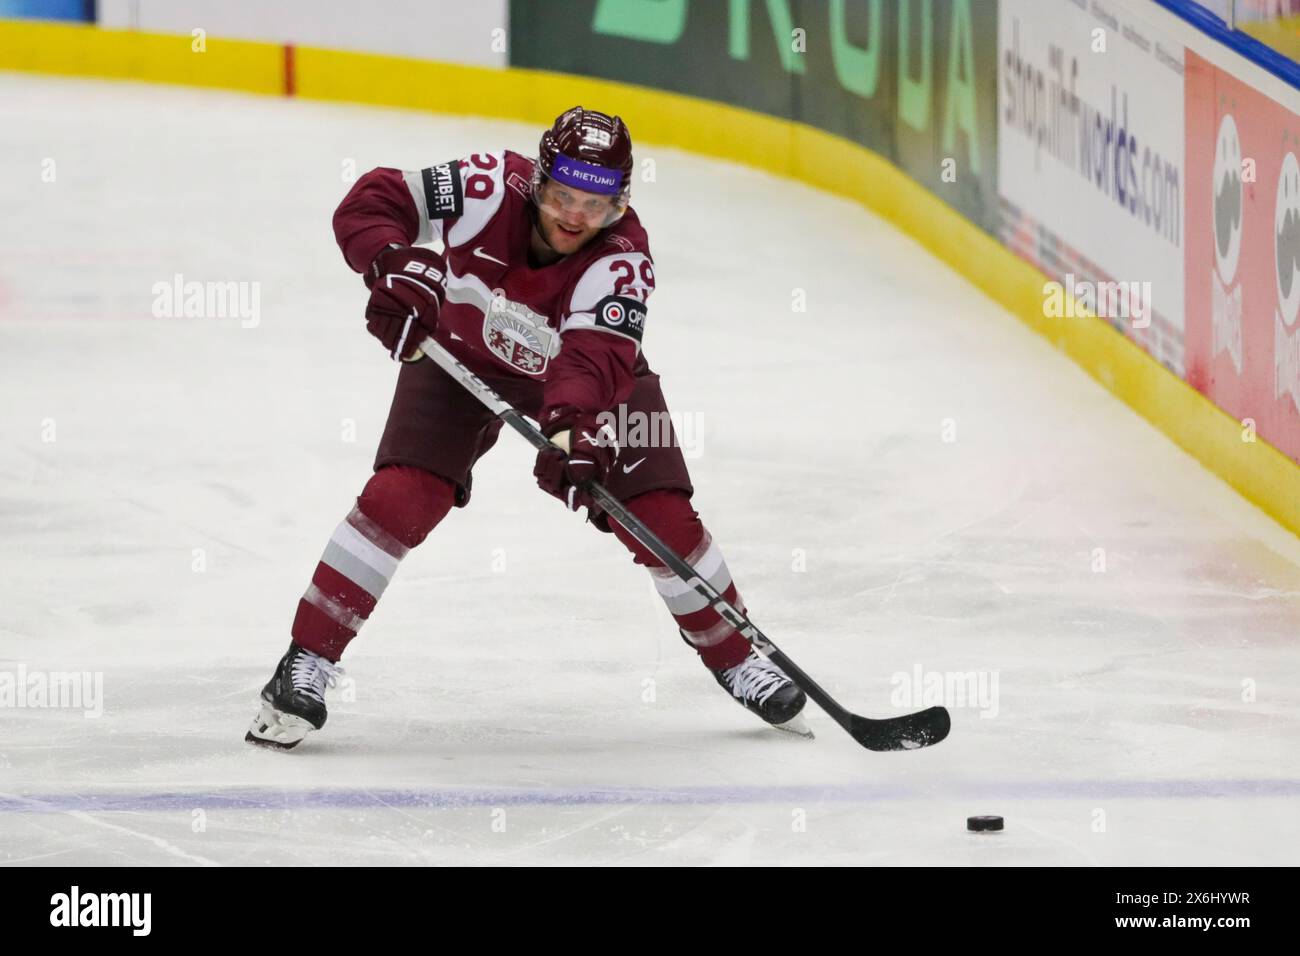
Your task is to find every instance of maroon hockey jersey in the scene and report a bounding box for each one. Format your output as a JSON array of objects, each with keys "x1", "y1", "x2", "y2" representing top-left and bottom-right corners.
[{"x1": 332, "y1": 150, "x2": 655, "y2": 416}]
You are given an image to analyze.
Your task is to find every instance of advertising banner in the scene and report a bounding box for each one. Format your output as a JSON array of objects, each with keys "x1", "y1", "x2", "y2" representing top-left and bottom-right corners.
[
  {"x1": 999, "y1": 0, "x2": 1186, "y2": 373},
  {"x1": 0, "y1": 0, "x2": 91, "y2": 19},
  {"x1": 510, "y1": 0, "x2": 1000, "y2": 233},
  {"x1": 1184, "y1": 48, "x2": 1300, "y2": 463}
]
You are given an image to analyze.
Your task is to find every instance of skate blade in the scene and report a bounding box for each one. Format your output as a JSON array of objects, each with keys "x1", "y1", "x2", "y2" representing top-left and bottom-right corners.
[
  {"x1": 771, "y1": 711, "x2": 814, "y2": 739},
  {"x1": 244, "y1": 702, "x2": 315, "y2": 750}
]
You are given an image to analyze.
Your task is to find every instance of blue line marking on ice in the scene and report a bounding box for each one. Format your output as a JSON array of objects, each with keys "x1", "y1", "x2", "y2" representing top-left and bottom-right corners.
[{"x1": 2, "y1": 779, "x2": 1299, "y2": 813}]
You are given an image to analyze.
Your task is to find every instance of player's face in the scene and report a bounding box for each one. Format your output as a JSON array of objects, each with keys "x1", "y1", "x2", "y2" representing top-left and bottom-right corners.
[{"x1": 535, "y1": 179, "x2": 620, "y2": 254}]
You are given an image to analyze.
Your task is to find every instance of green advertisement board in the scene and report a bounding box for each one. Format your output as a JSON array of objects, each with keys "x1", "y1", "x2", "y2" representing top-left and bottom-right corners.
[{"x1": 510, "y1": 0, "x2": 999, "y2": 232}]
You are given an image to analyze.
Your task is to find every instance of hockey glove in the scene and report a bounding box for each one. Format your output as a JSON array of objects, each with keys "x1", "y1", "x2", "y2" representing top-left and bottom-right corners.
[
  {"x1": 534, "y1": 406, "x2": 619, "y2": 512},
  {"x1": 364, "y1": 245, "x2": 447, "y2": 362}
]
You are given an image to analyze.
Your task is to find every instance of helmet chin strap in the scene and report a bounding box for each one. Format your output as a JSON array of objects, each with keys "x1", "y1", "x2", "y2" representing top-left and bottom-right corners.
[
  {"x1": 525, "y1": 202, "x2": 560, "y2": 256},
  {"x1": 528, "y1": 216, "x2": 567, "y2": 265}
]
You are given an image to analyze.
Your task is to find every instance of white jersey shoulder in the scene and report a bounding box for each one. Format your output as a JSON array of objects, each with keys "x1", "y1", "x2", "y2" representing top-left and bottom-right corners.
[
  {"x1": 560, "y1": 249, "x2": 655, "y2": 350},
  {"x1": 402, "y1": 151, "x2": 508, "y2": 249}
]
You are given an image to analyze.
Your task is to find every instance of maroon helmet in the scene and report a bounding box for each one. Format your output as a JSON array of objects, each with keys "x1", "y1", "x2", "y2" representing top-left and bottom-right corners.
[{"x1": 533, "y1": 106, "x2": 633, "y2": 226}]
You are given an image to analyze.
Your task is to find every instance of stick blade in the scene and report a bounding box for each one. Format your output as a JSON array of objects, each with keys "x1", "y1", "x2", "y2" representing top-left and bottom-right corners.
[{"x1": 850, "y1": 706, "x2": 951, "y2": 752}]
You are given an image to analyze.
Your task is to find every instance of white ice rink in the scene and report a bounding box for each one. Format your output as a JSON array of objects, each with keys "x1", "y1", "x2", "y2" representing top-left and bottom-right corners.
[{"x1": 2, "y1": 74, "x2": 1299, "y2": 866}]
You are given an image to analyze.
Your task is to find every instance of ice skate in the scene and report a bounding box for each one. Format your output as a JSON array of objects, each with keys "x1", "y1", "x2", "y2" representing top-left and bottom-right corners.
[
  {"x1": 713, "y1": 648, "x2": 812, "y2": 738},
  {"x1": 245, "y1": 642, "x2": 342, "y2": 750}
]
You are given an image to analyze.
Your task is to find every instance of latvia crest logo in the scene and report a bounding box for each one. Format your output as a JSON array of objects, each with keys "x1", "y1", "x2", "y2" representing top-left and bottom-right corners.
[{"x1": 484, "y1": 301, "x2": 552, "y2": 375}]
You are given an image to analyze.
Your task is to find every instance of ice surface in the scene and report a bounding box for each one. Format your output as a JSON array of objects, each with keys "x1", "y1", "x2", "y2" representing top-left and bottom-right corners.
[{"x1": 1, "y1": 74, "x2": 1298, "y2": 866}]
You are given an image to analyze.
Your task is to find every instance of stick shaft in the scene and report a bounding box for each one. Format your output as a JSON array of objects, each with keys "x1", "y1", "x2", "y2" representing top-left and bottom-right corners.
[{"x1": 419, "y1": 337, "x2": 858, "y2": 732}]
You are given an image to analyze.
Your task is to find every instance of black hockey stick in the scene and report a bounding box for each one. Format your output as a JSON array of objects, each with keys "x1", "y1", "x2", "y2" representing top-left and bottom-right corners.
[{"x1": 418, "y1": 337, "x2": 950, "y2": 752}]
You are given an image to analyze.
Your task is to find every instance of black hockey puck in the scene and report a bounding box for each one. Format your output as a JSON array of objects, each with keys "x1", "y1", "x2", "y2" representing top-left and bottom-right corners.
[{"x1": 967, "y1": 815, "x2": 1004, "y2": 832}]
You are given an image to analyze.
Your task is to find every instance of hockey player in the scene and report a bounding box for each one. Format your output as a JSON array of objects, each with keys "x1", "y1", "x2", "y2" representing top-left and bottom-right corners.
[{"x1": 246, "y1": 107, "x2": 808, "y2": 748}]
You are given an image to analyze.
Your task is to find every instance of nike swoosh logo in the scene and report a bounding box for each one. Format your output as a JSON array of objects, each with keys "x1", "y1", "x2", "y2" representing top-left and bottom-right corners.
[
  {"x1": 622, "y1": 458, "x2": 647, "y2": 474},
  {"x1": 472, "y1": 246, "x2": 508, "y2": 267}
]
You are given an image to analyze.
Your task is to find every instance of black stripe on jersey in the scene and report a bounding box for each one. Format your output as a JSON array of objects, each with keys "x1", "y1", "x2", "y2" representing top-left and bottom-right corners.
[
  {"x1": 592, "y1": 295, "x2": 646, "y2": 343},
  {"x1": 421, "y1": 162, "x2": 464, "y2": 220}
]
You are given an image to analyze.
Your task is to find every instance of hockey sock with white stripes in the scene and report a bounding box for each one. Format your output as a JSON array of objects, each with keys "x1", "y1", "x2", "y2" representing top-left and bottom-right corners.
[
  {"x1": 290, "y1": 466, "x2": 456, "y2": 661},
  {"x1": 607, "y1": 489, "x2": 752, "y2": 670}
]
